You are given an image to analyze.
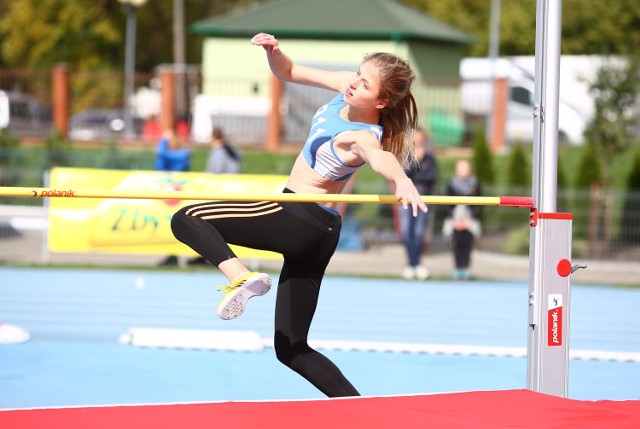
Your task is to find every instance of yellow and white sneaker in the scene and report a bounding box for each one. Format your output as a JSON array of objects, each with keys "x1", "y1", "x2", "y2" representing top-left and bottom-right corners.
[{"x1": 216, "y1": 272, "x2": 272, "y2": 320}]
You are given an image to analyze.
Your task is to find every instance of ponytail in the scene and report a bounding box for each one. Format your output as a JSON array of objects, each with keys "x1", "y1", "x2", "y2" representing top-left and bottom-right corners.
[{"x1": 363, "y1": 52, "x2": 418, "y2": 168}]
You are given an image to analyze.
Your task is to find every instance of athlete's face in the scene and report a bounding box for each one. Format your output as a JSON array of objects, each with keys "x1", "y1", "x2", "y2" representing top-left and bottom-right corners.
[{"x1": 344, "y1": 61, "x2": 388, "y2": 110}]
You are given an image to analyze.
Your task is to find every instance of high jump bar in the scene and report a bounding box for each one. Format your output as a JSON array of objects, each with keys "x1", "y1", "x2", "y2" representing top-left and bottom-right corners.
[
  {"x1": 0, "y1": 186, "x2": 534, "y2": 207},
  {"x1": 0, "y1": 186, "x2": 533, "y2": 208}
]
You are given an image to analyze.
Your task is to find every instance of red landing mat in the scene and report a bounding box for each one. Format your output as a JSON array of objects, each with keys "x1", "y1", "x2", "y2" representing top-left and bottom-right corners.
[{"x1": 1, "y1": 389, "x2": 638, "y2": 429}]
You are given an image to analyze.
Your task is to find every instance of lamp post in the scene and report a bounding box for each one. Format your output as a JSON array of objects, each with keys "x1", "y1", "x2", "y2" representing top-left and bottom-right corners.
[
  {"x1": 174, "y1": 0, "x2": 187, "y2": 119},
  {"x1": 488, "y1": 0, "x2": 502, "y2": 151},
  {"x1": 119, "y1": 0, "x2": 148, "y2": 141}
]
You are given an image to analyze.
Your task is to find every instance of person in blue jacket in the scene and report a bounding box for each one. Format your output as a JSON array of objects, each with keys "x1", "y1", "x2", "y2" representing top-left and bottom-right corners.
[
  {"x1": 155, "y1": 130, "x2": 191, "y2": 266},
  {"x1": 155, "y1": 130, "x2": 191, "y2": 172}
]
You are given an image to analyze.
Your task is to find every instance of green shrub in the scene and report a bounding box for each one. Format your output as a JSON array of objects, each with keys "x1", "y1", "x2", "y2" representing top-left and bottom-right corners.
[
  {"x1": 0, "y1": 130, "x2": 21, "y2": 167},
  {"x1": 502, "y1": 225, "x2": 530, "y2": 255},
  {"x1": 620, "y1": 148, "x2": 640, "y2": 244},
  {"x1": 43, "y1": 131, "x2": 72, "y2": 168},
  {"x1": 507, "y1": 142, "x2": 531, "y2": 187},
  {"x1": 575, "y1": 141, "x2": 603, "y2": 189},
  {"x1": 471, "y1": 128, "x2": 495, "y2": 186}
]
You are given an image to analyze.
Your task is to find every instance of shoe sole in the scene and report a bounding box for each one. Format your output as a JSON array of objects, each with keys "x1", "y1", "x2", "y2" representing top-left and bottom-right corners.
[{"x1": 217, "y1": 273, "x2": 272, "y2": 320}]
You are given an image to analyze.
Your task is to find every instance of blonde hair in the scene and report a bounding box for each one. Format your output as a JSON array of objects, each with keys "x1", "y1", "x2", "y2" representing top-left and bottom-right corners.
[{"x1": 362, "y1": 52, "x2": 418, "y2": 167}]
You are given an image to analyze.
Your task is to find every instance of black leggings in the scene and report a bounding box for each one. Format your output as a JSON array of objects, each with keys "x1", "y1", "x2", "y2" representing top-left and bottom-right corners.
[
  {"x1": 170, "y1": 191, "x2": 360, "y2": 397},
  {"x1": 453, "y1": 229, "x2": 474, "y2": 269}
]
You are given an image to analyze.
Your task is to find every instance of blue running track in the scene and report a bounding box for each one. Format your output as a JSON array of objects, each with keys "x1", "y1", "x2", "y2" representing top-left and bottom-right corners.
[{"x1": 0, "y1": 267, "x2": 638, "y2": 408}]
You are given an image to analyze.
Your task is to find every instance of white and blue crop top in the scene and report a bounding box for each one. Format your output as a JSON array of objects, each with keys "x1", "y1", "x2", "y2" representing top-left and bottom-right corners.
[{"x1": 302, "y1": 92, "x2": 383, "y2": 181}]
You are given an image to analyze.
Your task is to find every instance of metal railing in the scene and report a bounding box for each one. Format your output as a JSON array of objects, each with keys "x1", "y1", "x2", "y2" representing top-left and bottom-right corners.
[
  {"x1": 1, "y1": 67, "x2": 639, "y2": 262},
  {"x1": 0, "y1": 68, "x2": 469, "y2": 148}
]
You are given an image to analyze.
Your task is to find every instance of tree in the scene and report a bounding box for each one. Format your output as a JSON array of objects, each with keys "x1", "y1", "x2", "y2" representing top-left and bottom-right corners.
[
  {"x1": 176, "y1": 0, "x2": 259, "y2": 66},
  {"x1": 0, "y1": 0, "x2": 260, "y2": 72},
  {"x1": 575, "y1": 142, "x2": 603, "y2": 189},
  {"x1": 560, "y1": 1, "x2": 640, "y2": 56},
  {"x1": 0, "y1": 0, "x2": 122, "y2": 70},
  {"x1": 401, "y1": 0, "x2": 640, "y2": 56},
  {"x1": 1, "y1": 0, "x2": 638, "y2": 72},
  {"x1": 574, "y1": 141, "x2": 604, "y2": 244},
  {"x1": 584, "y1": 57, "x2": 640, "y2": 173},
  {"x1": 620, "y1": 149, "x2": 640, "y2": 245}
]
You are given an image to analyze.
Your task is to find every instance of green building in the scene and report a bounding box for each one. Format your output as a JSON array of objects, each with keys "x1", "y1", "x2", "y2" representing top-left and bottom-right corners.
[{"x1": 190, "y1": 0, "x2": 474, "y2": 146}]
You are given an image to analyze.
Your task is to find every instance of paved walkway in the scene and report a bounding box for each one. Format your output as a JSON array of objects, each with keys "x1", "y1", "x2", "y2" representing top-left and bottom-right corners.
[
  {"x1": 1, "y1": 204, "x2": 639, "y2": 285},
  {"x1": 1, "y1": 228, "x2": 638, "y2": 286}
]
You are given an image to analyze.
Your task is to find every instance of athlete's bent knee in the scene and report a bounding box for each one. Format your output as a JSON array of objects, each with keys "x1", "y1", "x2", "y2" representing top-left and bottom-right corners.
[
  {"x1": 170, "y1": 210, "x2": 190, "y2": 239},
  {"x1": 274, "y1": 331, "x2": 311, "y2": 367}
]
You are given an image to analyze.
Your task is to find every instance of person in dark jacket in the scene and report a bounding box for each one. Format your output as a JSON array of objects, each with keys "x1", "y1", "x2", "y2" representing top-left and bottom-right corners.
[{"x1": 443, "y1": 159, "x2": 481, "y2": 280}]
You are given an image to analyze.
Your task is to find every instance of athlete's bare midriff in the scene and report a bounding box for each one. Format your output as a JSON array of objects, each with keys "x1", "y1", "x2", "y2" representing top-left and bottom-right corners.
[{"x1": 285, "y1": 153, "x2": 350, "y2": 209}]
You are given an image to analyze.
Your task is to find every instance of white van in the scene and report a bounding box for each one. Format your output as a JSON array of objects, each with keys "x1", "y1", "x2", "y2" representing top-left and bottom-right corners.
[
  {"x1": 460, "y1": 57, "x2": 588, "y2": 146},
  {"x1": 0, "y1": 90, "x2": 52, "y2": 137}
]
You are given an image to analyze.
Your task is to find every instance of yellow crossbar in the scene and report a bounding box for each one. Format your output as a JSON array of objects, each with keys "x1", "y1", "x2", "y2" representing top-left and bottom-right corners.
[{"x1": 0, "y1": 186, "x2": 532, "y2": 207}]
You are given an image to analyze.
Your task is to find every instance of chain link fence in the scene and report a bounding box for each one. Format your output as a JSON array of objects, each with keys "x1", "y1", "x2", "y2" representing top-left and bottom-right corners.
[{"x1": 1, "y1": 68, "x2": 640, "y2": 263}]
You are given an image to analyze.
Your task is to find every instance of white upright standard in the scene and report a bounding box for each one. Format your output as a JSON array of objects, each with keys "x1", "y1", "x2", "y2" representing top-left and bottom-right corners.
[{"x1": 527, "y1": 0, "x2": 583, "y2": 397}]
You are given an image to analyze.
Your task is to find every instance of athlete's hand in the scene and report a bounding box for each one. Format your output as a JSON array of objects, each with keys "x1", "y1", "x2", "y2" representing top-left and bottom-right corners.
[
  {"x1": 395, "y1": 178, "x2": 428, "y2": 217},
  {"x1": 251, "y1": 33, "x2": 281, "y2": 56}
]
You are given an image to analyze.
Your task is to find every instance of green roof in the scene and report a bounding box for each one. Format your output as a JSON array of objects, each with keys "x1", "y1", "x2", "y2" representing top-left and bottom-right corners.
[{"x1": 190, "y1": 0, "x2": 475, "y2": 45}]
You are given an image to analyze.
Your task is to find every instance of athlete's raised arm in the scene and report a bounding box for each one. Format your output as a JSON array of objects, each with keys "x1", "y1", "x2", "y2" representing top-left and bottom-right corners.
[{"x1": 251, "y1": 33, "x2": 351, "y2": 92}]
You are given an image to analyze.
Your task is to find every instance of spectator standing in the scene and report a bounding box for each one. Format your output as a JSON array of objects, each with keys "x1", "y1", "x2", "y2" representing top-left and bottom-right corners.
[
  {"x1": 205, "y1": 127, "x2": 243, "y2": 174},
  {"x1": 154, "y1": 129, "x2": 191, "y2": 173},
  {"x1": 443, "y1": 159, "x2": 481, "y2": 280},
  {"x1": 155, "y1": 130, "x2": 191, "y2": 266},
  {"x1": 398, "y1": 127, "x2": 438, "y2": 280}
]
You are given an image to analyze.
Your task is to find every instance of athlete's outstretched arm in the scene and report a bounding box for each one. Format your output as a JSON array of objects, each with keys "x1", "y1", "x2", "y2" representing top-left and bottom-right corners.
[
  {"x1": 350, "y1": 132, "x2": 428, "y2": 217},
  {"x1": 251, "y1": 33, "x2": 351, "y2": 92}
]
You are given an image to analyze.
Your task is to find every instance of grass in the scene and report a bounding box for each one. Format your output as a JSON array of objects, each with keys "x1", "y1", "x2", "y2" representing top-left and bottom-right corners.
[
  {"x1": 4, "y1": 138, "x2": 640, "y2": 231},
  {"x1": 4, "y1": 139, "x2": 639, "y2": 190}
]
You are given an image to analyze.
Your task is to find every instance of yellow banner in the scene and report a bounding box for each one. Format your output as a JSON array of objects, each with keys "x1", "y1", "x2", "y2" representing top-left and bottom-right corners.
[{"x1": 48, "y1": 167, "x2": 287, "y2": 260}]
